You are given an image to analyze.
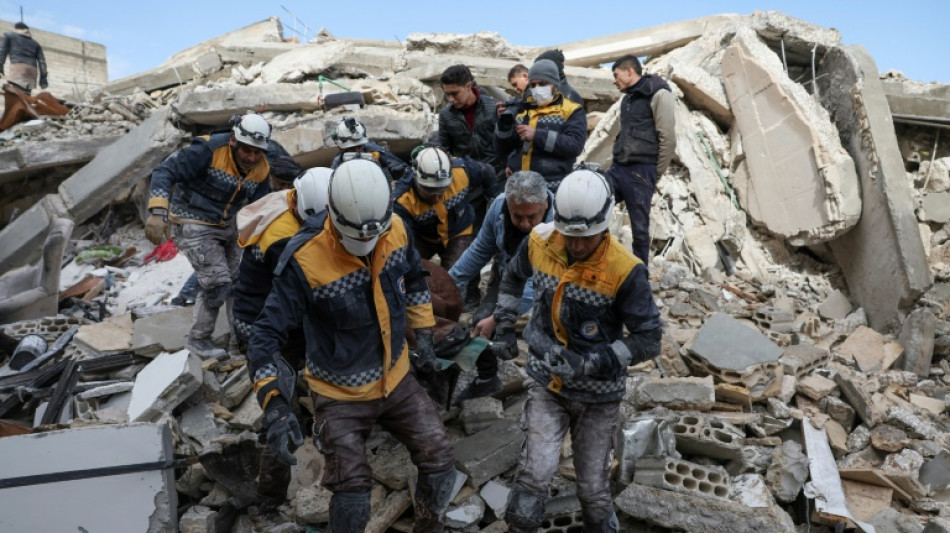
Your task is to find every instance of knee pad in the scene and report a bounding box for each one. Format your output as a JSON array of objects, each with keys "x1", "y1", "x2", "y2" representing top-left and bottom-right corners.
[
  {"x1": 329, "y1": 490, "x2": 370, "y2": 533},
  {"x1": 204, "y1": 282, "x2": 232, "y2": 308},
  {"x1": 415, "y1": 466, "x2": 458, "y2": 516},
  {"x1": 507, "y1": 488, "x2": 548, "y2": 530}
]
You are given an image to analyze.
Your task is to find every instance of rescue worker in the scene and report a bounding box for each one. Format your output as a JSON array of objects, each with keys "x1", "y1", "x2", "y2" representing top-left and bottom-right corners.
[
  {"x1": 145, "y1": 112, "x2": 271, "y2": 359},
  {"x1": 0, "y1": 22, "x2": 47, "y2": 91},
  {"x1": 494, "y1": 59, "x2": 587, "y2": 192},
  {"x1": 329, "y1": 116, "x2": 412, "y2": 183},
  {"x1": 246, "y1": 159, "x2": 458, "y2": 532},
  {"x1": 492, "y1": 169, "x2": 662, "y2": 532},
  {"x1": 393, "y1": 146, "x2": 499, "y2": 271},
  {"x1": 448, "y1": 170, "x2": 553, "y2": 404},
  {"x1": 232, "y1": 167, "x2": 332, "y2": 508}
]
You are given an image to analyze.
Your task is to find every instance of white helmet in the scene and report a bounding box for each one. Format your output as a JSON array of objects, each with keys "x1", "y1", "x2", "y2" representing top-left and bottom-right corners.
[
  {"x1": 553, "y1": 169, "x2": 614, "y2": 237},
  {"x1": 293, "y1": 167, "x2": 332, "y2": 219},
  {"x1": 332, "y1": 117, "x2": 368, "y2": 149},
  {"x1": 413, "y1": 147, "x2": 452, "y2": 189},
  {"x1": 232, "y1": 113, "x2": 271, "y2": 150},
  {"x1": 328, "y1": 159, "x2": 392, "y2": 240}
]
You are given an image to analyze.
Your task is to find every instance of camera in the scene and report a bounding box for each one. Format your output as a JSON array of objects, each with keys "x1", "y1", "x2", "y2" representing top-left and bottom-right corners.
[{"x1": 498, "y1": 97, "x2": 525, "y2": 131}]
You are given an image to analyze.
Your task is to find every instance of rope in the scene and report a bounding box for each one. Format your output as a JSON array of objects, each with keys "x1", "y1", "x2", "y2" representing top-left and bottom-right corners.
[{"x1": 695, "y1": 129, "x2": 739, "y2": 209}]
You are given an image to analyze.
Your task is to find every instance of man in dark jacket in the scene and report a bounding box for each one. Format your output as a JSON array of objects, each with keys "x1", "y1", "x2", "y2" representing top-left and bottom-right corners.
[
  {"x1": 494, "y1": 169, "x2": 662, "y2": 533},
  {"x1": 495, "y1": 59, "x2": 587, "y2": 192},
  {"x1": 0, "y1": 22, "x2": 47, "y2": 91},
  {"x1": 145, "y1": 112, "x2": 271, "y2": 359},
  {"x1": 605, "y1": 55, "x2": 676, "y2": 267},
  {"x1": 438, "y1": 64, "x2": 501, "y2": 175},
  {"x1": 247, "y1": 159, "x2": 458, "y2": 532}
]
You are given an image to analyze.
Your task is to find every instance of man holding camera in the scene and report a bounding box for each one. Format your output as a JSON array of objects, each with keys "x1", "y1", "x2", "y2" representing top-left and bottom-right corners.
[{"x1": 494, "y1": 59, "x2": 587, "y2": 192}]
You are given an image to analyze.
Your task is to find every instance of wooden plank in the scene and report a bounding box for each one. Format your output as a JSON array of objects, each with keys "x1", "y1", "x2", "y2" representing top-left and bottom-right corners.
[
  {"x1": 838, "y1": 468, "x2": 913, "y2": 503},
  {"x1": 841, "y1": 480, "x2": 892, "y2": 522}
]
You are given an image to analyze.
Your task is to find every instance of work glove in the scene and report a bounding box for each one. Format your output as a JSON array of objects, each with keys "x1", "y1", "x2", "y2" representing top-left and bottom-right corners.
[
  {"x1": 545, "y1": 345, "x2": 587, "y2": 380},
  {"x1": 145, "y1": 209, "x2": 169, "y2": 245},
  {"x1": 261, "y1": 397, "x2": 304, "y2": 466},
  {"x1": 546, "y1": 340, "x2": 633, "y2": 380},
  {"x1": 39, "y1": 77, "x2": 48, "y2": 90},
  {"x1": 489, "y1": 320, "x2": 519, "y2": 361},
  {"x1": 411, "y1": 330, "x2": 440, "y2": 374}
]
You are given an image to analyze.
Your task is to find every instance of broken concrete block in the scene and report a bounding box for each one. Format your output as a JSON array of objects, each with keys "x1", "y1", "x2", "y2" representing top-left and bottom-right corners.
[
  {"x1": 180, "y1": 402, "x2": 222, "y2": 448},
  {"x1": 780, "y1": 344, "x2": 830, "y2": 378},
  {"x1": 614, "y1": 481, "x2": 795, "y2": 533},
  {"x1": 746, "y1": 11, "x2": 842, "y2": 61},
  {"x1": 635, "y1": 375, "x2": 714, "y2": 411},
  {"x1": 919, "y1": 452, "x2": 950, "y2": 493},
  {"x1": 0, "y1": 217, "x2": 74, "y2": 323},
  {"x1": 752, "y1": 307, "x2": 795, "y2": 333},
  {"x1": 819, "y1": 45, "x2": 932, "y2": 333},
  {"x1": 818, "y1": 290, "x2": 853, "y2": 320},
  {"x1": 820, "y1": 395, "x2": 856, "y2": 430},
  {"x1": 127, "y1": 350, "x2": 203, "y2": 422},
  {"x1": 633, "y1": 455, "x2": 731, "y2": 501},
  {"x1": 454, "y1": 419, "x2": 521, "y2": 487},
  {"x1": 365, "y1": 489, "x2": 412, "y2": 533},
  {"x1": 881, "y1": 78, "x2": 950, "y2": 126},
  {"x1": 847, "y1": 424, "x2": 871, "y2": 453},
  {"x1": 835, "y1": 369, "x2": 884, "y2": 428},
  {"x1": 669, "y1": 413, "x2": 744, "y2": 461},
  {"x1": 841, "y1": 479, "x2": 893, "y2": 524},
  {"x1": 228, "y1": 388, "x2": 263, "y2": 430},
  {"x1": 765, "y1": 440, "x2": 809, "y2": 502},
  {"x1": 909, "y1": 394, "x2": 945, "y2": 416},
  {"x1": 459, "y1": 396, "x2": 504, "y2": 435},
  {"x1": 668, "y1": 61, "x2": 732, "y2": 128},
  {"x1": 131, "y1": 306, "x2": 230, "y2": 357},
  {"x1": 838, "y1": 326, "x2": 889, "y2": 373},
  {"x1": 294, "y1": 484, "x2": 332, "y2": 524},
  {"x1": 887, "y1": 406, "x2": 937, "y2": 440},
  {"x1": 722, "y1": 28, "x2": 860, "y2": 246},
  {"x1": 824, "y1": 419, "x2": 850, "y2": 455},
  {"x1": 445, "y1": 493, "x2": 486, "y2": 529},
  {"x1": 175, "y1": 83, "x2": 324, "y2": 126},
  {"x1": 796, "y1": 373, "x2": 837, "y2": 401},
  {"x1": 220, "y1": 365, "x2": 252, "y2": 409},
  {"x1": 899, "y1": 308, "x2": 937, "y2": 378},
  {"x1": 686, "y1": 313, "x2": 784, "y2": 399},
  {"x1": 73, "y1": 313, "x2": 133, "y2": 355},
  {"x1": 479, "y1": 480, "x2": 510, "y2": 520},
  {"x1": 370, "y1": 441, "x2": 411, "y2": 490},
  {"x1": 77, "y1": 382, "x2": 135, "y2": 401},
  {"x1": 0, "y1": 422, "x2": 176, "y2": 532},
  {"x1": 180, "y1": 505, "x2": 218, "y2": 533},
  {"x1": 658, "y1": 334, "x2": 691, "y2": 377},
  {"x1": 870, "y1": 424, "x2": 910, "y2": 453}
]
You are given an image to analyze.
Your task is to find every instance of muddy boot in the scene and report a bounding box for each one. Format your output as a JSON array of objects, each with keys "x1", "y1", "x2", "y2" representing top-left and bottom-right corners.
[
  {"x1": 414, "y1": 467, "x2": 458, "y2": 533},
  {"x1": 453, "y1": 376, "x2": 501, "y2": 405},
  {"x1": 186, "y1": 337, "x2": 227, "y2": 360},
  {"x1": 329, "y1": 491, "x2": 371, "y2": 533}
]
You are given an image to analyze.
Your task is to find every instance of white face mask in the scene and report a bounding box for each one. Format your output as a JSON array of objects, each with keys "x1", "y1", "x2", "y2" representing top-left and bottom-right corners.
[
  {"x1": 340, "y1": 234, "x2": 380, "y2": 256},
  {"x1": 531, "y1": 85, "x2": 554, "y2": 106}
]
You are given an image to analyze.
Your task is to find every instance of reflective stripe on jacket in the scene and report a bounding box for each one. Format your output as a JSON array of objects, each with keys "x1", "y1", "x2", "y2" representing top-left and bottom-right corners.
[
  {"x1": 148, "y1": 133, "x2": 270, "y2": 226},
  {"x1": 247, "y1": 213, "x2": 436, "y2": 404}
]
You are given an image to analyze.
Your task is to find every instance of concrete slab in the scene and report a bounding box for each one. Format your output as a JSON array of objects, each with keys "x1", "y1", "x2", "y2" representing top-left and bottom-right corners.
[
  {"x1": 460, "y1": 396, "x2": 505, "y2": 435},
  {"x1": 0, "y1": 193, "x2": 56, "y2": 273},
  {"x1": 818, "y1": 290, "x2": 853, "y2": 320},
  {"x1": 215, "y1": 42, "x2": 299, "y2": 66},
  {"x1": 180, "y1": 401, "x2": 222, "y2": 448},
  {"x1": 881, "y1": 79, "x2": 950, "y2": 124},
  {"x1": 175, "y1": 83, "x2": 324, "y2": 126},
  {"x1": 722, "y1": 28, "x2": 860, "y2": 246},
  {"x1": 0, "y1": 422, "x2": 176, "y2": 532},
  {"x1": 615, "y1": 481, "x2": 795, "y2": 532},
  {"x1": 58, "y1": 108, "x2": 182, "y2": 223},
  {"x1": 818, "y1": 45, "x2": 932, "y2": 333},
  {"x1": 636, "y1": 376, "x2": 715, "y2": 411},
  {"x1": 131, "y1": 305, "x2": 230, "y2": 357},
  {"x1": 0, "y1": 136, "x2": 121, "y2": 186},
  {"x1": 127, "y1": 349, "x2": 203, "y2": 422},
  {"x1": 838, "y1": 326, "x2": 889, "y2": 373},
  {"x1": 454, "y1": 419, "x2": 522, "y2": 487},
  {"x1": 688, "y1": 313, "x2": 784, "y2": 371},
  {"x1": 104, "y1": 51, "x2": 222, "y2": 96},
  {"x1": 556, "y1": 15, "x2": 737, "y2": 68}
]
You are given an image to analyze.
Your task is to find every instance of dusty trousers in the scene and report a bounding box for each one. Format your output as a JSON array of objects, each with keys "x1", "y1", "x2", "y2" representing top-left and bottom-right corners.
[
  {"x1": 172, "y1": 222, "x2": 241, "y2": 341},
  {"x1": 8, "y1": 63, "x2": 37, "y2": 91},
  {"x1": 311, "y1": 375, "x2": 456, "y2": 531},
  {"x1": 508, "y1": 381, "x2": 620, "y2": 530}
]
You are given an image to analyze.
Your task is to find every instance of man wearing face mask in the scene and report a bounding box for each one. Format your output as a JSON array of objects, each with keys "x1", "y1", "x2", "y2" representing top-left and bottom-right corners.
[
  {"x1": 393, "y1": 146, "x2": 499, "y2": 272},
  {"x1": 494, "y1": 59, "x2": 587, "y2": 192},
  {"x1": 145, "y1": 112, "x2": 271, "y2": 359},
  {"x1": 246, "y1": 158, "x2": 458, "y2": 532}
]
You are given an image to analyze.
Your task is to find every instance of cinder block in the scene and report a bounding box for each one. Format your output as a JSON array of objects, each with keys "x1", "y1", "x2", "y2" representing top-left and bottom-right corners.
[
  {"x1": 670, "y1": 414, "x2": 744, "y2": 461},
  {"x1": 634, "y1": 456, "x2": 731, "y2": 500}
]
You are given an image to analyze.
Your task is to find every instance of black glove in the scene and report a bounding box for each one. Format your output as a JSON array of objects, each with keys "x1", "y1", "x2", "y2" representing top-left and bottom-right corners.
[
  {"x1": 545, "y1": 346, "x2": 586, "y2": 379},
  {"x1": 411, "y1": 330, "x2": 439, "y2": 374},
  {"x1": 490, "y1": 321, "x2": 519, "y2": 360},
  {"x1": 39, "y1": 78, "x2": 48, "y2": 90},
  {"x1": 547, "y1": 341, "x2": 633, "y2": 380},
  {"x1": 261, "y1": 397, "x2": 303, "y2": 466}
]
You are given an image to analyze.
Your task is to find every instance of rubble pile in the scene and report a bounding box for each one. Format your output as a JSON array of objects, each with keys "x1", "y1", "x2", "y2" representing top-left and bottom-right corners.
[{"x1": 0, "y1": 9, "x2": 948, "y2": 533}]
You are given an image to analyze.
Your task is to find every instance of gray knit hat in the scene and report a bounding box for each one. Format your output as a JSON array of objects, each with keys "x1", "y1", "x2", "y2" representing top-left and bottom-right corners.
[{"x1": 528, "y1": 59, "x2": 560, "y2": 87}]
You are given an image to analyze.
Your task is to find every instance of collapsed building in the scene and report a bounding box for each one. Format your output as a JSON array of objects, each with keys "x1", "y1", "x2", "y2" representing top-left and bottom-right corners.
[{"x1": 0, "y1": 11, "x2": 948, "y2": 533}]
